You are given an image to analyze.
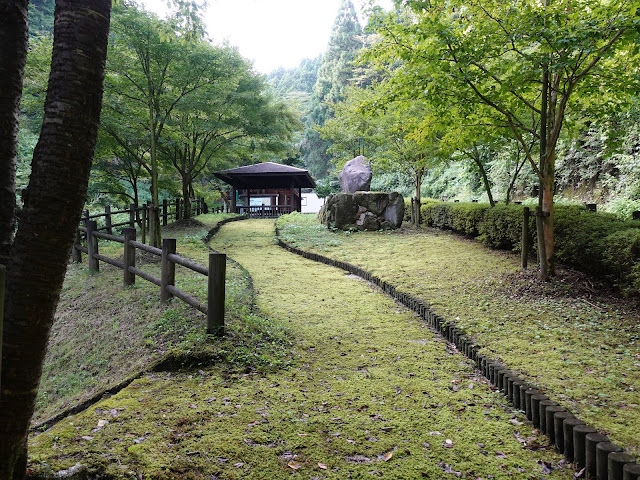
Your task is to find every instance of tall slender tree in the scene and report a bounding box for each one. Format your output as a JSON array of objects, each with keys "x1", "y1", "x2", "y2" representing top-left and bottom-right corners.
[
  {"x1": 0, "y1": 1, "x2": 112, "y2": 477},
  {"x1": 302, "y1": 0, "x2": 364, "y2": 179}
]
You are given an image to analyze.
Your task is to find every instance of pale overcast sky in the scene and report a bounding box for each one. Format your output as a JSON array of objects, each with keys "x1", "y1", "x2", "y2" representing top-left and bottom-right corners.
[{"x1": 138, "y1": 0, "x2": 394, "y2": 74}]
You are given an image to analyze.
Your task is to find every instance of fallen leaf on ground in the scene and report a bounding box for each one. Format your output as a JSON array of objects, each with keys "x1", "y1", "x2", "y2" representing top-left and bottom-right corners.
[
  {"x1": 318, "y1": 463, "x2": 328, "y2": 470},
  {"x1": 287, "y1": 461, "x2": 302, "y2": 470}
]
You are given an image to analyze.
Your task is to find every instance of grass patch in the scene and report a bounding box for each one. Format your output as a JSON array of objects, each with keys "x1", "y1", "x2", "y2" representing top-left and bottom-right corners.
[
  {"x1": 34, "y1": 214, "x2": 290, "y2": 426},
  {"x1": 276, "y1": 213, "x2": 640, "y2": 456},
  {"x1": 30, "y1": 219, "x2": 574, "y2": 479}
]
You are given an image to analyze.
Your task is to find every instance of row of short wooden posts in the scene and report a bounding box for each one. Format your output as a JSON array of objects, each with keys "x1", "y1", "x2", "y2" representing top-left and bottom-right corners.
[
  {"x1": 74, "y1": 224, "x2": 226, "y2": 337},
  {"x1": 419, "y1": 298, "x2": 640, "y2": 480},
  {"x1": 475, "y1": 357, "x2": 640, "y2": 480}
]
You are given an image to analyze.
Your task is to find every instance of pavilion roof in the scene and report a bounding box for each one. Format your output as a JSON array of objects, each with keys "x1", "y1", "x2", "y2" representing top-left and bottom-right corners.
[{"x1": 214, "y1": 162, "x2": 316, "y2": 189}]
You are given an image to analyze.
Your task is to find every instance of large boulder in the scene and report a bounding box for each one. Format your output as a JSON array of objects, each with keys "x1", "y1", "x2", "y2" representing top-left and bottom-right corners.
[
  {"x1": 339, "y1": 156, "x2": 372, "y2": 194},
  {"x1": 318, "y1": 192, "x2": 404, "y2": 231}
]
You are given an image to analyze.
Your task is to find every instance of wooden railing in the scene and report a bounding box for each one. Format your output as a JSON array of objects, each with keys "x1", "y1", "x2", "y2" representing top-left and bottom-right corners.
[
  {"x1": 82, "y1": 197, "x2": 210, "y2": 234},
  {"x1": 74, "y1": 224, "x2": 226, "y2": 336},
  {"x1": 236, "y1": 205, "x2": 292, "y2": 218}
]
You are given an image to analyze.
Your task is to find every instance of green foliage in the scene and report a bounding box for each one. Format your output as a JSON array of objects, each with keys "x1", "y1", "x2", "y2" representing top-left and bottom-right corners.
[
  {"x1": 301, "y1": 0, "x2": 365, "y2": 179},
  {"x1": 421, "y1": 201, "x2": 490, "y2": 237},
  {"x1": 267, "y1": 56, "x2": 321, "y2": 97},
  {"x1": 477, "y1": 205, "x2": 530, "y2": 251},
  {"x1": 28, "y1": 0, "x2": 54, "y2": 37}
]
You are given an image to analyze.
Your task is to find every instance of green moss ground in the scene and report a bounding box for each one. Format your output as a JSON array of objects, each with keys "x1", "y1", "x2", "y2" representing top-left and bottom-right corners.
[
  {"x1": 29, "y1": 219, "x2": 573, "y2": 479},
  {"x1": 276, "y1": 213, "x2": 640, "y2": 456},
  {"x1": 34, "y1": 214, "x2": 283, "y2": 426}
]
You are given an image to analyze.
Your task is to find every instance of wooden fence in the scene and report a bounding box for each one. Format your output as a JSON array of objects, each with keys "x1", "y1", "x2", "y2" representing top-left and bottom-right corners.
[
  {"x1": 73, "y1": 224, "x2": 226, "y2": 336},
  {"x1": 82, "y1": 197, "x2": 208, "y2": 233}
]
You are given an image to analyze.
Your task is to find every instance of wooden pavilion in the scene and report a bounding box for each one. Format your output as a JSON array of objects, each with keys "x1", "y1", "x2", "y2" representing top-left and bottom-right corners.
[{"x1": 214, "y1": 162, "x2": 316, "y2": 217}]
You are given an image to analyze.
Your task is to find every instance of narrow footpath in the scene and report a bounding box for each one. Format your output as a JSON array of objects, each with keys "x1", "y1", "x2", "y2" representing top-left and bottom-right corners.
[
  {"x1": 203, "y1": 219, "x2": 571, "y2": 479},
  {"x1": 30, "y1": 219, "x2": 573, "y2": 479}
]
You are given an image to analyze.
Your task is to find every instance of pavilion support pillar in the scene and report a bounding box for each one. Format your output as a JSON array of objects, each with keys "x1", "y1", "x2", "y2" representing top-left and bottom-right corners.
[
  {"x1": 290, "y1": 185, "x2": 295, "y2": 214},
  {"x1": 298, "y1": 188, "x2": 302, "y2": 212},
  {"x1": 231, "y1": 187, "x2": 237, "y2": 213},
  {"x1": 247, "y1": 189, "x2": 251, "y2": 216}
]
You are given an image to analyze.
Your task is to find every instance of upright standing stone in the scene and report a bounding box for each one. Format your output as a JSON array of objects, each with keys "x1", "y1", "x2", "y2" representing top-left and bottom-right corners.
[{"x1": 339, "y1": 156, "x2": 372, "y2": 193}]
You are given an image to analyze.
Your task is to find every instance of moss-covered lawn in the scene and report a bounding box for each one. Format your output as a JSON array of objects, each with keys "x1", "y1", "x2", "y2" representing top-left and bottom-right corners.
[
  {"x1": 276, "y1": 213, "x2": 640, "y2": 457},
  {"x1": 34, "y1": 215, "x2": 275, "y2": 426},
  {"x1": 29, "y1": 219, "x2": 573, "y2": 479}
]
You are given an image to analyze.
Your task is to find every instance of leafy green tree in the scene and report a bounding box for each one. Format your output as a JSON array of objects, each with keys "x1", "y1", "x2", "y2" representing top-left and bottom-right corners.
[
  {"x1": 368, "y1": 0, "x2": 640, "y2": 278},
  {"x1": 103, "y1": 4, "x2": 222, "y2": 244},
  {"x1": 162, "y1": 67, "x2": 300, "y2": 218}
]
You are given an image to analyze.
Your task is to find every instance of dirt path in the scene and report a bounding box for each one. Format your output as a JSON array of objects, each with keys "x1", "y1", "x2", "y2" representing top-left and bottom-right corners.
[{"x1": 29, "y1": 219, "x2": 572, "y2": 479}]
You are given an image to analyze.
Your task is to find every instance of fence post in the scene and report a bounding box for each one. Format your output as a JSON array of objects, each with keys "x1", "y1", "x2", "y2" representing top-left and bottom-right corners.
[
  {"x1": 207, "y1": 253, "x2": 226, "y2": 337},
  {"x1": 72, "y1": 228, "x2": 82, "y2": 263},
  {"x1": 522, "y1": 207, "x2": 530, "y2": 269},
  {"x1": 83, "y1": 209, "x2": 90, "y2": 228},
  {"x1": 161, "y1": 238, "x2": 176, "y2": 302},
  {"x1": 129, "y1": 204, "x2": 136, "y2": 228},
  {"x1": 0, "y1": 264, "x2": 5, "y2": 390},
  {"x1": 175, "y1": 198, "x2": 180, "y2": 221},
  {"x1": 123, "y1": 228, "x2": 136, "y2": 286},
  {"x1": 162, "y1": 199, "x2": 168, "y2": 226},
  {"x1": 87, "y1": 220, "x2": 99, "y2": 272},
  {"x1": 141, "y1": 205, "x2": 147, "y2": 245},
  {"x1": 104, "y1": 205, "x2": 112, "y2": 234}
]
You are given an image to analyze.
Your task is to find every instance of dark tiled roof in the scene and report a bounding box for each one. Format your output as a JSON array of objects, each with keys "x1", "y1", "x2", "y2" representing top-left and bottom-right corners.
[{"x1": 214, "y1": 162, "x2": 316, "y2": 189}]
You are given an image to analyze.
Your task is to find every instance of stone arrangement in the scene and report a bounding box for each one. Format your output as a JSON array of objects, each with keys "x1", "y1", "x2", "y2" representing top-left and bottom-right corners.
[
  {"x1": 318, "y1": 191, "x2": 404, "y2": 231},
  {"x1": 320, "y1": 156, "x2": 404, "y2": 231}
]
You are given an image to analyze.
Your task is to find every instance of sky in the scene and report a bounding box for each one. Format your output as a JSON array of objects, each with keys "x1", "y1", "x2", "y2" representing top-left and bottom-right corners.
[{"x1": 138, "y1": 0, "x2": 394, "y2": 74}]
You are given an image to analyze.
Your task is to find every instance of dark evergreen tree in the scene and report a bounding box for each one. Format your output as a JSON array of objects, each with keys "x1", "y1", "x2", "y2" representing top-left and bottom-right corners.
[
  {"x1": 298, "y1": 0, "x2": 363, "y2": 179},
  {"x1": 28, "y1": 0, "x2": 55, "y2": 36}
]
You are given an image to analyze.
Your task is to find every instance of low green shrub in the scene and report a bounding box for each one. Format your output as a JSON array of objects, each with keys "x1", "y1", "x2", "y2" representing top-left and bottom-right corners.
[{"x1": 420, "y1": 200, "x2": 640, "y2": 295}]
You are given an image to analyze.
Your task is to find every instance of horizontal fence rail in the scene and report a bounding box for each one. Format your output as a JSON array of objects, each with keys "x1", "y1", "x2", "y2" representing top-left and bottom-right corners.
[
  {"x1": 80, "y1": 197, "x2": 211, "y2": 235},
  {"x1": 74, "y1": 221, "x2": 226, "y2": 336}
]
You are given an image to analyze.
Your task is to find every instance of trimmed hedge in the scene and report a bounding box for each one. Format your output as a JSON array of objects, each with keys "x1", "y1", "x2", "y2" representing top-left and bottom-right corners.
[{"x1": 420, "y1": 200, "x2": 640, "y2": 295}]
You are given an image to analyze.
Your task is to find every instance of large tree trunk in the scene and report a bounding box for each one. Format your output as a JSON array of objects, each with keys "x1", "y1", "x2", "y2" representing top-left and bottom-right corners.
[
  {"x1": 0, "y1": 1, "x2": 111, "y2": 478},
  {"x1": 414, "y1": 166, "x2": 423, "y2": 226},
  {"x1": 541, "y1": 153, "x2": 556, "y2": 275},
  {"x1": 0, "y1": 1, "x2": 29, "y2": 266}
]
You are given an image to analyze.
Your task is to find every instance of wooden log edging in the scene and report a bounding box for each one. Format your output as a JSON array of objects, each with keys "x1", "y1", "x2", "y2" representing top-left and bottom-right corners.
[{"x1": 274, "y1": 231, "x2": 638, "y2": 478}]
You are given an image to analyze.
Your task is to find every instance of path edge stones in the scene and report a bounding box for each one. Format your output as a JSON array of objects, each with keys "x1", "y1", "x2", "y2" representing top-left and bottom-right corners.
[{"x1": 274, "y1": 228, "x2": 638, "y2": 479}]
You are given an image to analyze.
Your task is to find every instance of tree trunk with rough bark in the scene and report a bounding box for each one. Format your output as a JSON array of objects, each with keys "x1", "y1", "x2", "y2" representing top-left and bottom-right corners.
[
  {"x1": 0, "y1": 1, "x2": 111, "y2": 478},
  {"x1": 0, "y1": 1, "x2": 29, "y2": 267},
  {"x1": 182, "y1": 176, "x2": 192, "y2": 219}
]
